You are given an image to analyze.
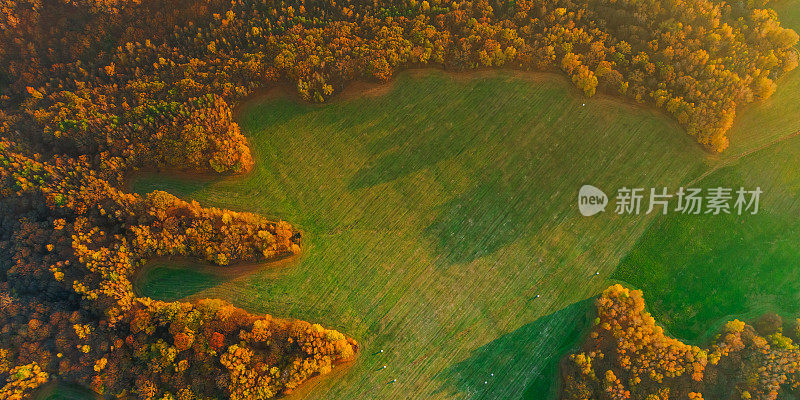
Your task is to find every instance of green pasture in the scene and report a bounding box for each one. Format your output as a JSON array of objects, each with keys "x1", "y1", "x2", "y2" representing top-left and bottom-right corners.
[
  {"x1": 136, "y1": 70, "x2": 706, "y2": 399},
  {"x1": 126, "y1": 2, "x2": 800, "y2": 398},
  {"x1": 614, "y1": 0, "x2": 800, "y2": 343}
]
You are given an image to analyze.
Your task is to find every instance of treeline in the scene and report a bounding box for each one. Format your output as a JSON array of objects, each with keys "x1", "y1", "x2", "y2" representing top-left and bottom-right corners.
[
  {"x1": 561, "y1": 284, "x2": 800, "y2": 400},
  {"x1": 1, "y1": 0, "x2": 797, "y2": 158},
  {"x1": 0, "y1": 141, "x2": 356, "y2": 399}
]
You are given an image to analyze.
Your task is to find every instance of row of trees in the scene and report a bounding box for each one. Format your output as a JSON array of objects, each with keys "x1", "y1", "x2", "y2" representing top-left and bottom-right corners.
[
  {"x1": 561, "y1": 284, "x2": 800, "y2": 400},
  {"x1": 1, "y1": 0, "x2": 797, "y2": 157}
]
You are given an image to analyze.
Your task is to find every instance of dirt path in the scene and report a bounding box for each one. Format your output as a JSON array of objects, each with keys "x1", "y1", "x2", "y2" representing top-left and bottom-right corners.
[{"x1": 686, "y1": 129, "x2": 800, "y2": 187}]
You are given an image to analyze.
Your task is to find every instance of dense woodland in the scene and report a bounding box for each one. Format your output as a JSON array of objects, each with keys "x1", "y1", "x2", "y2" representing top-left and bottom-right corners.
[
  {"x1": 0, "y1": 141, "x2": 356, "y2": 399},
  {"x1": 561, "y1": 285, "x2": 800, "y2": 400},
  {"x1": 0, "y1": 0, "x2": 798, "y2": 398},
  {"x1": 1, "y1": 0, "x2": 797, "y2": 157}
]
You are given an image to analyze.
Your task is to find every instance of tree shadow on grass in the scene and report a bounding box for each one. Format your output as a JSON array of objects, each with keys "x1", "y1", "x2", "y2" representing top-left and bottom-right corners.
[
  {"x1": 347, "y1": 125, "x2": 478, "y2": 190},
  {"x1": 238, "y1": 97, "x2": 317, "y2": 133},
  {"x1": 346, "y1": 74, "x2": 543, "y2": 191},
  {"x1": 134, "y1": 265, "x2": 224, "y2": 302},
  {"x1": 424, "y1": 171, "x2": 561, "y2": 265},
  {"x1": 433, "y1": 299, "x2": 593, "y2": 400},
  {"x1": 33, "y1": 383, "x2": 100, "y2": 400},
  {"x1": 611, "y1": 157, "x2": 800, "y2": 342},
  {"x1": 612, "y1": 208, "x2": 800, "y2": 342},
  {"x1": 346, "y1": 105, "x2": 493, "y2": 191}
]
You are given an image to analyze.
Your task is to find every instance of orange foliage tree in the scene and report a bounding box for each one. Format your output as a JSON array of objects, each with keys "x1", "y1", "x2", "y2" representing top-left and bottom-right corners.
[{"x1": 561, "y1": 284, "x2": 800, "y2": 400}]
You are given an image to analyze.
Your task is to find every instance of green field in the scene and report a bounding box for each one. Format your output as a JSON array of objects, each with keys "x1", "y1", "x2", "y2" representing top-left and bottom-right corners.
[
  {"x1": 613, "y1": 0, "x2": 800, "y2": 344},
  {"x1": 135, "y1": 69, "x2": 707, "y2": 399},
  {"x1": 127, "y1": 3, "x2": 800, "y2": 399}
]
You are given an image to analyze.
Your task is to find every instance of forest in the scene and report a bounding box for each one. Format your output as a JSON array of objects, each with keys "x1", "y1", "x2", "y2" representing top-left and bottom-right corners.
[
  {"x1": 0, "y1": 141, "x2": 356, "y2": 399},
  {"x1": 561, "y1": 285, "x2": 800, "y2": 400},
  {"x1": 0, "y1": 0, "x2": 797, "y2": 398}
]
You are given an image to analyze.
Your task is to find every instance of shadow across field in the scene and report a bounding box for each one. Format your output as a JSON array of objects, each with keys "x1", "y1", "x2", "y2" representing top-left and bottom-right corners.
[
  {"x1": 434, "y1": 300, "x2": 592, "y2": 400},
  {"x1": 129, "y1": 58, "x2": 800, "y2": 400},
  {"x1": 613, "y1": 195, "x2": 800, "y2": 342},
  {"x1": 135, "y1": 265, "x2": 222, "y2": 301},
  {"x1": 133, "y1": 255, "x2": 299, "y2": 302},
  {"x1": 347, "y1": 80, "x2": 502, "y2": 191},
  {"x1": 613, "y1": 130, "x2": 800, "y2": 343},
  {"x1": 424, "y1": 171, "x2": 550, "y2": 265}
]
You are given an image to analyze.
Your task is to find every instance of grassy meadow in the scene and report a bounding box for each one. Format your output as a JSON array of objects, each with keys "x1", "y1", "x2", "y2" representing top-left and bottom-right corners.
[
  {"x1": 614, "y1": 0, "x2": 800, "y2": 343},
  {"x1": 126, "y1": 2, "x2": 800, "y2": 399},
  {"x1": 135, "y1": 70, "x2": 709, "y2": 400}
]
